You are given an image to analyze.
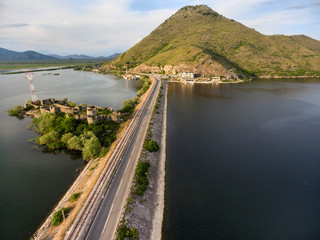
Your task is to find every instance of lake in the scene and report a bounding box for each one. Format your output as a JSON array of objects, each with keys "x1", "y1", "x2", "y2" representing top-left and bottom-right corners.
[
  {"x1": 0, "y1": 69, "x2": 141, "y2": 239},
  {"x1": 163, "y1": 79, "x2": 320, "y2": 240}
]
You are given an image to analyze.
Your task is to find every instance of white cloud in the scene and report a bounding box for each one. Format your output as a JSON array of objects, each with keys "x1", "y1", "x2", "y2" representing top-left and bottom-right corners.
[
  {"x1": 0, "y1": 0, "x2": 318, "y2": 56},
  {"x1": 0, "y1": 0, "x2": 173, "y2": 56}
]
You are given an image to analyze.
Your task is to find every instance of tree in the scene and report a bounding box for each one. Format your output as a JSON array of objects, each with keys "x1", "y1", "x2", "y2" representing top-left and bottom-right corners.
[
  {"x1": 61, "y1": 117, "x2": 77, "y2": 133},
  {"x1": 82, "y1": 136, "x2": 101, "y2": 161},
  {"x1": 61, "y1": 133, "x2": 73, "y2": 145},
  {"x1": 8, "y1": 105, "x2": 23, "y2": 116},
  {"x1": 121, "y1": 99, "x2": 135, "y2": 112},
  {"x1": 68, "y1": 101, "x2": 76, "y2": 107},
  {"x1": 39, "y1": 131, "x2": 61, "y2": 150},
  {"x1": 51, "y1": 208, "x2": 70, "y2": 226},
  {"x1": 132, "y1": 96, "x2": 139, "y2": 103},
  {"x1": 37, "y1": 113, "x2": 55, "y2": 133},
  {"x1": 80, "y1": 131, "x2": 95, "y2": 145},
  {"x1": 67, "y1": 136, "x2": 83, "y2": 150}
]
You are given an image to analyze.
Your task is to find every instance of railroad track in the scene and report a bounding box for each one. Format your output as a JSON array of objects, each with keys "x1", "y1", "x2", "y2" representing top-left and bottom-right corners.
[{"x1": 64, "y1": 76, "x2": 158, "y2": 240}]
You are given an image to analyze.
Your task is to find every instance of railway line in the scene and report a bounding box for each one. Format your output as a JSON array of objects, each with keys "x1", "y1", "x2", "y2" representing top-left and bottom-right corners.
[{"x1": 64, "y1": 75, "x2": 160, "y2": 240}]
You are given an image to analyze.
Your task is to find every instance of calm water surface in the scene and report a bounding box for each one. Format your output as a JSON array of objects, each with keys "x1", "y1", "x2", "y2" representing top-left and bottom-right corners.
[
  {"x1": 163, "y1": 79, "x2": 320, "y2": 240},
  {"x1": 0, "y1": 69, "x2": 140, "y2": 239}
]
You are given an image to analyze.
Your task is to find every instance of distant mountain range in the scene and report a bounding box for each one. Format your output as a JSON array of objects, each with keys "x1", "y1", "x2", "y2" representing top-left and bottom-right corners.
[
  {"x1": 0, "y1": 47, "x2": 121, "y2": 62},
  {"x1": 105, "y1": 5, "x2": 320, "y2": 77},
  {"x1": 47, "y1": 53, "x2": 121, "y2": 60}
]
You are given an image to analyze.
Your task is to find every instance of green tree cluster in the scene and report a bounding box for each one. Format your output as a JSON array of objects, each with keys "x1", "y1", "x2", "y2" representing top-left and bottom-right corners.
[
  {"x1": 120, "y1": 76, "x2": 150, "y2": 114},
  {"x1": 31, "y1": 113, "x2": 119, "y2": 160},
  {"x1": 121, "y1": 99, "x2": 135, "y2": 113},
  {"x1": 137, "y1": 77, "x2": 151, "y2": 97},
  {"x1": 8, "y1": 105, "x2": 23, "y2": 116}
]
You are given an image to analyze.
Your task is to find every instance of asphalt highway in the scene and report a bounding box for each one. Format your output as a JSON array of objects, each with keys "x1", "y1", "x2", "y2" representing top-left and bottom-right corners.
[{"x1": 85, "y1": 75, "x2": 160, "y2": 240}]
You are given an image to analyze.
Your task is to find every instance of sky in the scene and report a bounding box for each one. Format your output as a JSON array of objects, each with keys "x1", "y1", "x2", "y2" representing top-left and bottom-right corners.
[{"x1": 0, "y1": 0, "x2": 319, "y2": 56}]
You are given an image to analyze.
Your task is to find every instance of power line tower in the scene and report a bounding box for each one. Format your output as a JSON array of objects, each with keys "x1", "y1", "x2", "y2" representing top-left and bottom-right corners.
[{"x1": 26, "y1": 72, "x2": 38, "y2": 102}]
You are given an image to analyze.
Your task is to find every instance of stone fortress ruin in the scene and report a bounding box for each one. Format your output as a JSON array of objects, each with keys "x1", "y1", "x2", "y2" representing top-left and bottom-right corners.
[{"x1": 24, "y1": 98, "x2": 121, "y2": 124}]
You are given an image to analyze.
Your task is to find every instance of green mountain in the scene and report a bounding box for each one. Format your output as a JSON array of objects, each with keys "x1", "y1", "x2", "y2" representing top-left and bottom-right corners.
[{"x1": 104, "y1": 5, "x2": 320, "y2": 78}]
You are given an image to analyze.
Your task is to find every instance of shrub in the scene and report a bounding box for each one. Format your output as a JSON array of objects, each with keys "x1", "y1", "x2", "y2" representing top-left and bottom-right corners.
[
  {"x1": 69, "y1": 192, "x2": 81, "y2": 202},
  {"x1": 23, "y1": 105, "x2": 34, "y2": 111},
  {"x1": 51, "y1": 208, "x2": 71, "y2": 226},
  {"x1": 135, "y1": 161, "x2": 150, "y2": 196},
  {"x1": 68, "y1": 101, "x2": 76, "y2": 107},
  {"x1": 144, "y1": 138, "x2": 160, "y2": 152},
  {"x1": 117, "y1": 221, "x2": 139, "y2": 240},
  {"x1": 8, "y1": 105, "x2": 23, "y2": 116},
  {"x1": 99, "y1": 148, "x2": 108, "y2": 157}
]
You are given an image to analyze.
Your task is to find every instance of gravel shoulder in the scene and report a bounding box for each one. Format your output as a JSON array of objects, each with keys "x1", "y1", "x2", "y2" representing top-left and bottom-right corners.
[{"x1": 122, "y1": 80, "x2": 167, "y2": 240}]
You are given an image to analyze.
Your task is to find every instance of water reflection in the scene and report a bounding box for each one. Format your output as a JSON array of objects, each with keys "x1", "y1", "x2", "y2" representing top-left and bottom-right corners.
[{"x1": 164, "y1": 78, "x2": 320, "y2": 240}]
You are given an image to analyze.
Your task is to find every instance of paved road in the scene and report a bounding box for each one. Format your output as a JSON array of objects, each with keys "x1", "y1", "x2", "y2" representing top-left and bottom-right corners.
[{"x1": 85, "y1": 75, "x2": 160, "y2": 240}]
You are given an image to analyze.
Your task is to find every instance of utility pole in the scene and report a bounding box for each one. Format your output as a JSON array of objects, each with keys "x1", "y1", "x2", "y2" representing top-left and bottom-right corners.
[{"x1": 26, "y1": 72, "x2": 38, "y2": 102}]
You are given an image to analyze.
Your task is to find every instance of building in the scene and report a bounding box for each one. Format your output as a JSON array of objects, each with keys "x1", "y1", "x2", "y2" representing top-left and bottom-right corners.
[
  {"x1": 181, "y1": 72, "x2": 194, "y2": 79},
  {"x1": 109, "y1": 113, "x2": 121, "y2": 123},
  {"x1": 49, "y1": 105, "x2": 59, "y2": 114},
  {"x1": 87, "y1": 106, "x2": 97, "y2": 117},
  {"x1": 123, "y1": 74, "x2": 140, "y2": 80},
  {"x1": 40, "y1": 106, "x2": 50, "y2": 114},
  {"x1": 41, "y1": 99, "x2": 53, "y2": 105},
  {"x1": 75, "y1": 115, "x2": 87, "y2": 120}
]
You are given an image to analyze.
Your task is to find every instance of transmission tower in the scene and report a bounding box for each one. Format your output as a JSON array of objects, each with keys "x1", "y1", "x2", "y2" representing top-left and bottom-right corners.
[{"x1": 26, "y1": 72, "x2": 38, "y2": 102}]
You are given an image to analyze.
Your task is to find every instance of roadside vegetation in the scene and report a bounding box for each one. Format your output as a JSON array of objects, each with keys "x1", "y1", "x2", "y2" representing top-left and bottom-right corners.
[
  {"x1": 120, "y1": 76, "x2": 151, "y2": 115},
  {"x1": 116, "y1": 81, "x2": 164, "y2": 240},
  {"x1": 51, "y1": 207, "x2": 71, "y2": 226},
  {"x1": 144, "y1": 138, "x2": 160, "y2": 152},
  {"x1": 69, "y1": 193, "x2": 82, "y2": 203},
  {"x1": 134, "y1": 161, "x2": 150, "y2": 196},
  {"x1": 116, "y1": 220, "x2": 139, "y2": 240}
]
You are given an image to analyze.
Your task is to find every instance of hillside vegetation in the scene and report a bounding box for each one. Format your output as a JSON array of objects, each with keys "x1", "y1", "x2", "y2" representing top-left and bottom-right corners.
[{"x1": 104, "y1": 5, "x2": 320, "y2": 78}]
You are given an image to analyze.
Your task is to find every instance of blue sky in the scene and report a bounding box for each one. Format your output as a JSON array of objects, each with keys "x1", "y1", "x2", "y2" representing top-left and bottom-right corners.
[{"x1": 0, "y1": 0, "x2": 319, "y2": 56}]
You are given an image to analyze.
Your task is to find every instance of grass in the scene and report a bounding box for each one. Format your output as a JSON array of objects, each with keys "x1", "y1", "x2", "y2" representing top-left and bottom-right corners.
[
  {"x1": 69, "y1": 193, "x2": 82, "y2": 203},
  {"x1": 105, "y1": 5, "x2": 320, "y2": 77}
]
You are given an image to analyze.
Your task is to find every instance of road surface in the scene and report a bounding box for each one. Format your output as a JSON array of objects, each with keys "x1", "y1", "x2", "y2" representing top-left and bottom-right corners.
[
  {"x1": 86, "y1": 75, "x2": 160, "y2": 240},
  {"x1": 64, "y1": 75, "x2": 160, "y2": 240}
]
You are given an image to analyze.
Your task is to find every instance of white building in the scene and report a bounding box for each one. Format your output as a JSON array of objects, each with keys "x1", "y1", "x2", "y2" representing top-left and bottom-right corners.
[{"x1": 181, "y1": 72, "x2": 194, "y2": 79}]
